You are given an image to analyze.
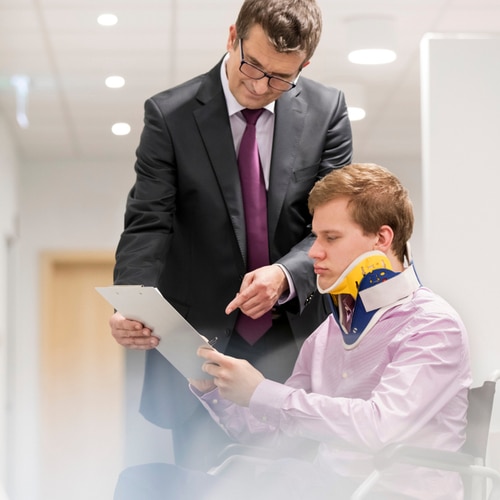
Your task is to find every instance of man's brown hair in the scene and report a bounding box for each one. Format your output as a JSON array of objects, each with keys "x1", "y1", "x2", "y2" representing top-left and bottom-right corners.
[
  {"x1": 308, "y1": 163, "x2": 414, "y2": 263},
  {"x1": 235, "y1": 0, "x2": 322, "y2": 61}
]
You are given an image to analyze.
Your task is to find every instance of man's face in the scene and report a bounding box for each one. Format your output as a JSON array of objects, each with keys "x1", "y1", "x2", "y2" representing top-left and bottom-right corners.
[
  {"x1": 309, "y1": 197, "x2": 379, "y2": 291},
  {"x1": 225, "y1": 23, "x2": 306, "y2": 109}
]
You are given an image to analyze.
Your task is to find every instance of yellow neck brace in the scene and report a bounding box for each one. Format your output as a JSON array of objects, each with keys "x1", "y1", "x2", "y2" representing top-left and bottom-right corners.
[{"x1": 317, "y1": 250, "x2": 393, "y2": 300}]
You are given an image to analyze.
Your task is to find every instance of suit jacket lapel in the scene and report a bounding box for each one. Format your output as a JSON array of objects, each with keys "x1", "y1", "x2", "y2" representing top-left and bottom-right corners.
[
  {"x1": 191, "y1": 63, "x2": 308, "y2": 267},
  {"x1": 193, "y1": 61, "x2": 247, "y2": 266},
  {"x1": 268, "y1": 90, "x2": 307, "y2": 238}
]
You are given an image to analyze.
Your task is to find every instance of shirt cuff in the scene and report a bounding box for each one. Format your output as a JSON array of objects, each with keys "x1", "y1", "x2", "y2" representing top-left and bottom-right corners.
[
  {"x1": 274, "y1": 264, "x2": 296, "y2": 303},
  {"x1": 189, "y1": 385, "x2": 231, "y2": 411},
  {"x1": 248, "y1": 379, "x2": 295, "y2": 426}
]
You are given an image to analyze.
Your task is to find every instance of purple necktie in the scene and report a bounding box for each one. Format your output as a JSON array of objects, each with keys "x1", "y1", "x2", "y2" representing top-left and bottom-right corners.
[
  {"x1": 235, "y1": 108, "x2": 273, "y2": 345},
  {"x1": 341, "y1": 294, "x2": 355, "y2": 331}
]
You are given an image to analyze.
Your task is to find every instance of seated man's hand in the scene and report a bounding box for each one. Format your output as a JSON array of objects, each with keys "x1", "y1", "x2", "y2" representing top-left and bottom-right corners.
[
  {"x1": 109, "y1": 311, "x2": 159, "y2": 349},
  {"x1": 189, "y1": 377, "x2": 217, "y2": 394},
  {"x1": 196, "y1": 347, "x2": 265, "y2": 407}
]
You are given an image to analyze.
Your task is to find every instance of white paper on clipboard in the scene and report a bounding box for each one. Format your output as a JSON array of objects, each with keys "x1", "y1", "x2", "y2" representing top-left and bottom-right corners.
[{"x1": 95, "y1": 285, "x2": 214, "y2": 380}]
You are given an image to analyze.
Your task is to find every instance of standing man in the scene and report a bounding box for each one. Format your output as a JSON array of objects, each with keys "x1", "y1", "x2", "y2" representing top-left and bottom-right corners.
[{"x1": 110, "y1": 0, "x2": 352, "y2": 470}]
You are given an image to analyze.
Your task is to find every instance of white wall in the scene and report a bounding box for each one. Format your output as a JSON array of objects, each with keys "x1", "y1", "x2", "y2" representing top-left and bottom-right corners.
[
  {"x1": 421, "y1": 33, "x2": 500, "y2": 468},
  {"x1": 370, "y1": 155, "x2": 424, "y2": 266},
  {"x1": 0, "y1": 116, "x2": 18, "y2": 494}
]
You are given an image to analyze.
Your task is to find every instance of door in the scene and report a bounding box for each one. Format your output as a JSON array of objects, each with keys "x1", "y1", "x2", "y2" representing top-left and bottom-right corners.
[{"x1": 39, "y1": 251, "x2": 123, "y2": 500}]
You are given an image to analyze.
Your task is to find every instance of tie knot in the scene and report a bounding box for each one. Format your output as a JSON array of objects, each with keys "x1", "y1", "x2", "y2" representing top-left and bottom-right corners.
[
  {"x1": 343, "y1": 294, "x2": 355, "y2": 312},
  {"x1": 241, "y1": 108, "x2": 264, "y2": 126}
]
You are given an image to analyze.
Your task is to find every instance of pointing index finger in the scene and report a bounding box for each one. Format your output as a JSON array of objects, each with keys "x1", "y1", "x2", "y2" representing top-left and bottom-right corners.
[{"x1": 225, "y1": 293, "x2": 244, "y2": 315}]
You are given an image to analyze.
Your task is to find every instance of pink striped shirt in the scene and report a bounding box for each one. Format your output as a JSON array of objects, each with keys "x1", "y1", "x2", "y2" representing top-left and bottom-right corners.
[{"x1": 199, "y1": 286, "x2": 471, "y2": 499}]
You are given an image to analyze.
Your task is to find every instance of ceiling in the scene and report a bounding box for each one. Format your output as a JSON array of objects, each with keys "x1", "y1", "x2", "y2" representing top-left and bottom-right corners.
[{"x1": 1, "y1": 0, "x2": 499, "y2": 166}]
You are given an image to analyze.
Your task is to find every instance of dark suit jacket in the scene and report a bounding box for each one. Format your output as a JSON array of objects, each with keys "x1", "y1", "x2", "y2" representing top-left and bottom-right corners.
[{"x1": 114, "y1": 59, "x2": 353, "y2": 428}]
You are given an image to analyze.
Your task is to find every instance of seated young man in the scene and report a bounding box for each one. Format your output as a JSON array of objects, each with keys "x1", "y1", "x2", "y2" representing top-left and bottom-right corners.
[{"x1": 115, "y1": 163, "x2": 472, "y2": 500}]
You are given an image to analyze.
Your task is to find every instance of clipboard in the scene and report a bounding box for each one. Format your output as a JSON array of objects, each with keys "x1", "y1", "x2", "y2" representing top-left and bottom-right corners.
[{"x1": 96, "y1": 285, "x2": 214, "y2": 380}]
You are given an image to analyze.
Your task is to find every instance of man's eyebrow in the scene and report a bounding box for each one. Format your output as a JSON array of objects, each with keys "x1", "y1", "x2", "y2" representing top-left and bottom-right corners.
[
  {"x1": 314, "y1": 228, "x2": 342, "y2": 237},
  {"x1": 246, "y1": 53, "x2": 296, "y2": 79}
]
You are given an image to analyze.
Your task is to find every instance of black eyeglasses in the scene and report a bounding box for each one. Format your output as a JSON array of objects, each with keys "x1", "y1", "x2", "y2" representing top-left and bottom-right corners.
[{"x1": 238, "y1": 39, "x2": 299, "y2": 92}]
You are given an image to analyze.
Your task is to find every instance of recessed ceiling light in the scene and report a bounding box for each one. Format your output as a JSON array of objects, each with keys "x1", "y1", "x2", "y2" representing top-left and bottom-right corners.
[
  {"x1": 345, "y1": 17, "x2": 397, "y2": 66},
  {"x1": 112, "y1": 123, "x2": 131, "y2": 136},
  {"x1": 336, "y1": 82, "x2": 366, "y2": 121},
  {"x1": 105, "y1": 76, "x2": 125, "y2": 89},
  {"x1": 348, "y1": 49, "x2": 397, "y2": 65},
  {"x1": 348, "y1": 107, "x2": 366, "y2": 121},
  {"x1": 97, "y1": 14, "x2": 118, "y2": 26}
]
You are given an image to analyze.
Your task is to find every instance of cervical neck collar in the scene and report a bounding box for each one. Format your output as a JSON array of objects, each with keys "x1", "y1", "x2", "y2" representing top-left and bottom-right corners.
[
  {"x1": 317, "y1": 251, "x2": 393, "y2": 299},
  {"x1": 318, "y1": 250, "x2": 421, "y2": 348}
]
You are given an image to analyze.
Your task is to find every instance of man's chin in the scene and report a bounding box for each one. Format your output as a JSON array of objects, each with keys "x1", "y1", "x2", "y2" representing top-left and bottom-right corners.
[{"x1": 317, "y1": 277, "x2": 334, "y2": 293}]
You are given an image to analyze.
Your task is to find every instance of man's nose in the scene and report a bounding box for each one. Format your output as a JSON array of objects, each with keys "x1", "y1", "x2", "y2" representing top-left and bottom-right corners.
[
  {"x1": 308, "y1": 239, "x2": 322, "y2": 259},
  {"x1": 252, "y1": 77, "x2": 271, "y2": 95}
]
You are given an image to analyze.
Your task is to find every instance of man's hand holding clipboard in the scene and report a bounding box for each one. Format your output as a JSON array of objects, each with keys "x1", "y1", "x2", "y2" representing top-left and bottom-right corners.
[{"x1": 96, "y1": 285, "x2": 215, "y2": 380}]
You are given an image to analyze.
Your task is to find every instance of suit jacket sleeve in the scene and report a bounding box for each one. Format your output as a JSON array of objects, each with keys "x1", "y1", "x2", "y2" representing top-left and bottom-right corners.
[
  {"x1": 113, "y1": 96, "x2": 179, "y2": 287},
  {"x1": 273, "y1": 81, "x2": 352, "y2": 314}
]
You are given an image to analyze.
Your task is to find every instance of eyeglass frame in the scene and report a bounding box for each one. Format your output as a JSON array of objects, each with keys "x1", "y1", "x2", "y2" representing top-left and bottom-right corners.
[{"x1": 238, "y1": 38, "x2": 301, "y2": 92}]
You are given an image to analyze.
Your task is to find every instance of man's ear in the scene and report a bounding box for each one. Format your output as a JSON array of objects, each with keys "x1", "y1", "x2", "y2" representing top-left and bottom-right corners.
[
  {"x1": 227, "y1": 25, "x2": 238, "y2": 51},
  {"x1": 374, "y1": 225, "x2": 394, "y2": 253}
]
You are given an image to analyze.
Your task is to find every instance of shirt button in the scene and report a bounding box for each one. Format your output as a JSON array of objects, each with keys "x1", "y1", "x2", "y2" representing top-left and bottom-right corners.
[
  {"x1": 212, "y1": 399, "x2": 218, "y2": 405},
  {"x1": 342, "y1": 372, "x2": 348, "y2": 379},
  {"x1": 261, "y1": 415, "x2": 267, "y2": 422}
]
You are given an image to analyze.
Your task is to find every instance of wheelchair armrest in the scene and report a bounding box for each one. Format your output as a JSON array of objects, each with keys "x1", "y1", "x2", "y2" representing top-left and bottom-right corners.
[
  {"x1": 352, "y1": 444, "x2": 500, "y2": 500},
  {"x1": 372, "y1": 444, "x2": 500, "y2": 500},
  {"x1": 374, "y1": 443, "x2": 476, "y2": 471},
  {"x1": 215, "y1": 438, "x2": 319, "y2": 465},
  {"x1": 215, "y1": 443, "x2": 284, "y2": 463}
]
